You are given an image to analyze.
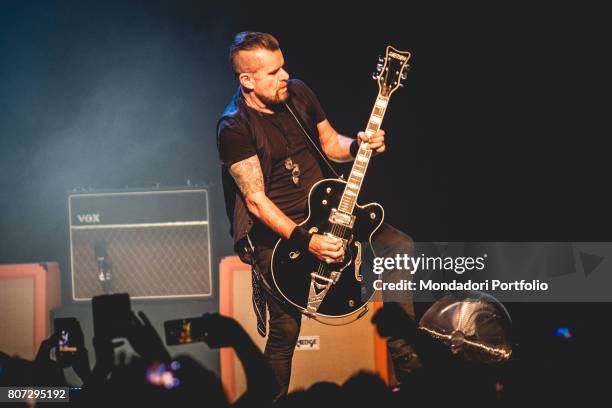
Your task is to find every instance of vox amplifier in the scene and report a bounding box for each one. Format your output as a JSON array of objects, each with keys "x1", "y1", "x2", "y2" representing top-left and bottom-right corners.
[{"x1": 69, "y1": 189, "x2": 212, "y2": 300}]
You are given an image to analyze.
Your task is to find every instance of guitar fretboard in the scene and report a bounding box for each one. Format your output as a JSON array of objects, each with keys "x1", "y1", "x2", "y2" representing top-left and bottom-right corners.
[{"x1": 338, "y1": 95, "x2": 389, "y2": 214}]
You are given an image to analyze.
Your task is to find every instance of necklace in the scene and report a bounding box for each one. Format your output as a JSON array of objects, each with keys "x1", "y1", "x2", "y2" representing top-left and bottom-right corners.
[{"x1": 263, "y1": 111, "x2": 301, "y2": 186}]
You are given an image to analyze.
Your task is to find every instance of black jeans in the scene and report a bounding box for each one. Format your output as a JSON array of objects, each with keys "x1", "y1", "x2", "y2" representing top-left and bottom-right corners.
[
  {"x1": 254, "y1": 244, "x2": 302, "y2": 398},
  {"x1": 249, "y1": 222, "x2": 419, "y2": 397}
]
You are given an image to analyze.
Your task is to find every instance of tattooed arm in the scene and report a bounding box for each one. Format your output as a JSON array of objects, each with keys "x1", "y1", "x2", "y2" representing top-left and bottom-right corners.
[
  {"x1": 230, "y1": 155, "x2": 344, "y2": 261},
  {"x1": 230, "y1": 155, "x2": 297, "y2": 239}
]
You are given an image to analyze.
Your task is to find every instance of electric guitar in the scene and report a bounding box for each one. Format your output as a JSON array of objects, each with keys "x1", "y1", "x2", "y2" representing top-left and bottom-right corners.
[{"x1": 270, "y1": 46, "x2": 411, "y2": 321}]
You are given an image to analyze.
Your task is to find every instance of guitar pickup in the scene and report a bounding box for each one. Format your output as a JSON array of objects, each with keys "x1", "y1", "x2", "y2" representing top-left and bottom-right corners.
[{"x1": 329, "y1": 208, "x2": 355, "y2": 228}]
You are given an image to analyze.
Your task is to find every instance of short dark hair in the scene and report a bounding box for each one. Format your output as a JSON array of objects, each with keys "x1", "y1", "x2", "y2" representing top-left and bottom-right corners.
[{"x1": 229, "y1": 31, "x2": 280, "y2": 75}]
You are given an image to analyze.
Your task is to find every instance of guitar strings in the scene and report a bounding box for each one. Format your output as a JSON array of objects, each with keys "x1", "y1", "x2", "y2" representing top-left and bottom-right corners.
[
  {"x1": 316, "y1": 221, "x2": 349, "y2": 279},
  {"x1": 314, "y1": 132, "x2": 374, "y2": 279},
  {"x1": 307, "y1": 72, "x2": 396, "y2": 298}
]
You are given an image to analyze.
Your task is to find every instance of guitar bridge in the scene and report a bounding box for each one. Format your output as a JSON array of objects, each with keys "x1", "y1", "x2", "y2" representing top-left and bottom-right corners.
[
  {"x1": 324, "y1": 232, "x2": 349, "y2": 249},
  {"x1": 307, "y1": 271, "x2": 341, "y2": 314}
]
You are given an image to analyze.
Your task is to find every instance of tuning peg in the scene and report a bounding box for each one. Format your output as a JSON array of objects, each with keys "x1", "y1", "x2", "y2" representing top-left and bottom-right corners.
[
  {"x1": 401, "y1": 71, "x2": 407, "y2": 80},
  {"x1": 376, "y1": 63, "x2": 383, "y2": 72},
  {"x1": 378, "y1": 55, "x2": 384, "y2": 63},
  {"x1": 399, "y1": 82, "x2": 404, "y2": 88},
  {"x1": 372, "y1": 72, "x2": 379, "y2": 80}
]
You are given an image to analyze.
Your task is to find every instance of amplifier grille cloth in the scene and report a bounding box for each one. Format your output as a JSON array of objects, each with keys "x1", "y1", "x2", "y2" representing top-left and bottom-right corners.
[{"x1": 72, "y1": 225, "x2": 210, "y2": 299}]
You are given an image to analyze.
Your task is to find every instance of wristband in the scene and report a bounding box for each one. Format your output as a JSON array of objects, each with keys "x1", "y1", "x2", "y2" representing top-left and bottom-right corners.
[
  {"x1": 349, "y1": 139, "x2": 360, "y2": 158},
  {"x1": 290, "y1": 225, "x2": 313, "y2": 250}
]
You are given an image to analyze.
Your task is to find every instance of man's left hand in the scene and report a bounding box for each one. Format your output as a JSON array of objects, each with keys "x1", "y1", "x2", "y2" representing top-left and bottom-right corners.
[{"x1": 358, "y1": 129, "x2": 386, "y2": 155}]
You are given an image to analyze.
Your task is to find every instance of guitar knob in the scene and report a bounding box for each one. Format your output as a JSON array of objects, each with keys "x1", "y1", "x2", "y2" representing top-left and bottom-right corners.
[
  {"x1": 370, "y1": 212, "x2": 377, "y2": 219},
  {"x1": 322, "y1": 200, "x2": 328, "y2": 205},
  {"x1": 326, "y1": 187, "x2": 332, "y2": 194}
]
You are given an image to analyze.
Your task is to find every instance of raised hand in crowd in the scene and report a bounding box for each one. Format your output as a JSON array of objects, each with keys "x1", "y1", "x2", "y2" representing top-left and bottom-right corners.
[
  {"x1": 34, "y1": 332, "x2": 62, "y2": 367},
  {"x1": 91, "y1": 336, "x2": 124, "y2": 381},
  {"x1": 72, "y1": 344, "x2": 92, "y2": 385},
  {"x1": 200, "y1": 313, "x2": 279, "y2": 407},
  {"x1": 125, "y1": 310, "x2": 171, "y2": 362},
  {"x1": 33, "y1": 332, "x2": 67, "y2": 386},
  {"x1": 200, "y1": 312, "x2": 249, "y2": 349},
  {"x1": 372, "y1": 303, "x2": 453, "y2": 369},
  {"x1": 371, "y1": 302, "x2": 417, "y2": 340}
]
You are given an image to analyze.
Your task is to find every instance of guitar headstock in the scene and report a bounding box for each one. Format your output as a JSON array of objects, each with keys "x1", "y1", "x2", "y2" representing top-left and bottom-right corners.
[{"x1": 372, "y1": 45, "x2": 411, "y2": 97}]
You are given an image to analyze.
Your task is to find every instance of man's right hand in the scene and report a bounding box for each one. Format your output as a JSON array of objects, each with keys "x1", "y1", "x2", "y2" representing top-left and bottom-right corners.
[{"x1": 308, "y1": 234, "x2": 344, "y2": 263}]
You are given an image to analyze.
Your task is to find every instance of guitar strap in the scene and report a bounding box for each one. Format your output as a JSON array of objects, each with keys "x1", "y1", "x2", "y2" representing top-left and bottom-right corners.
[
  {"x1": 284, "y1": 102, "x2": 342, "y2": 179},
  {"x1": 248, "y1": 102, "x2": 344, "y2": 336}
]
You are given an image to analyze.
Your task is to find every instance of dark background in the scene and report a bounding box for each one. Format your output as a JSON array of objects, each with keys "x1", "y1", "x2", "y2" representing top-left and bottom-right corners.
[{"x1": 1, "y1": 1, "x2": 609, "y2": 374}]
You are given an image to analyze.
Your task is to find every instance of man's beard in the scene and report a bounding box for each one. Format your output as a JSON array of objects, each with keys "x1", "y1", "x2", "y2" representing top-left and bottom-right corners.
[{"x1": 257, "y1": 88, "x2": 289, "y2": 108}]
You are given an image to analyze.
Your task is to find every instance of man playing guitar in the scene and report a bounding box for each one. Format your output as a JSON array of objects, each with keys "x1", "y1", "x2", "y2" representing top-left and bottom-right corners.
[{"x1": 216, "y1": 31, "x2": 385, "y2": 397}]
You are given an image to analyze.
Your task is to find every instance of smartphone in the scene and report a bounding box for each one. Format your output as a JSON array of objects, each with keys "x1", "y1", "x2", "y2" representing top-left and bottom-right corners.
[
  {"x1": 53, "y1": 317, "x2": 81, "y2": 366},
  {"x1": 164, "y1": 317, "x2": 206, "y2": 346},
  {"x1": 92, "y1": 293, "x2": 131, "y2": 339}
]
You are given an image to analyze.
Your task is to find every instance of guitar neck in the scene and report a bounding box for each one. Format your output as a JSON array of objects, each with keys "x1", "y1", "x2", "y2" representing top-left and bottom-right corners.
[{"x1": 337, "y1": 94, "x2": 390, "y2": 215}]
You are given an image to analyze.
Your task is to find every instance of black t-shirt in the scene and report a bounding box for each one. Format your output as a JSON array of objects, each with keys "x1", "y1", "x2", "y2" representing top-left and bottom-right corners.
[{"x1": 218, "y1": 82, "x2": 326, "y2": 246}]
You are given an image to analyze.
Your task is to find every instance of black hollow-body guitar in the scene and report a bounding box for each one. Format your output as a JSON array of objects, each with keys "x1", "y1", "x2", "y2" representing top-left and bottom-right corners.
[{"x1": 270, "y1": 46, "x2": 411, "y2": 321}]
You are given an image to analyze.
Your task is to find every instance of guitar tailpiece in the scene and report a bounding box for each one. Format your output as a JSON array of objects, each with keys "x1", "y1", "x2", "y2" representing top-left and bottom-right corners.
[{"x1": 307, "y1": 272, "x2": 340, "y2": 314}]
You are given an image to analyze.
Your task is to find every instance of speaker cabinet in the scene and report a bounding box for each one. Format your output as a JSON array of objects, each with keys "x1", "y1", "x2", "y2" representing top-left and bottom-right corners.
[
  {"x1": 218, "y1": 256, "x2": 388, "y2": 400},
  {"x1": 68, "y1": 189, "x2": 212, "y2": 300},
  {"x1": 0, "y1": 263, "x2": 61, "y2": 359}
]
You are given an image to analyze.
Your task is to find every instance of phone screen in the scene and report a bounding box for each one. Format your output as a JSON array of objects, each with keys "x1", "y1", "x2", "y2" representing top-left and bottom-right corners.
[
  {"x1": 164, "y1": 317, "x2": 205, "y2": 345},
  {"x1": 58, "y1": 329, "x2": 78, "y2": 353},
  {"x1": 53, "y1": 318, "x2": 81, "y2": 366}
]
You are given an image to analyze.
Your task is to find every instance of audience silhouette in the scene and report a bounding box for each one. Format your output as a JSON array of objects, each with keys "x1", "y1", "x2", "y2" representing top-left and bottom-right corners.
[{"x1": 0, "y1": 297, "x2": 600, "y2": 407}]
